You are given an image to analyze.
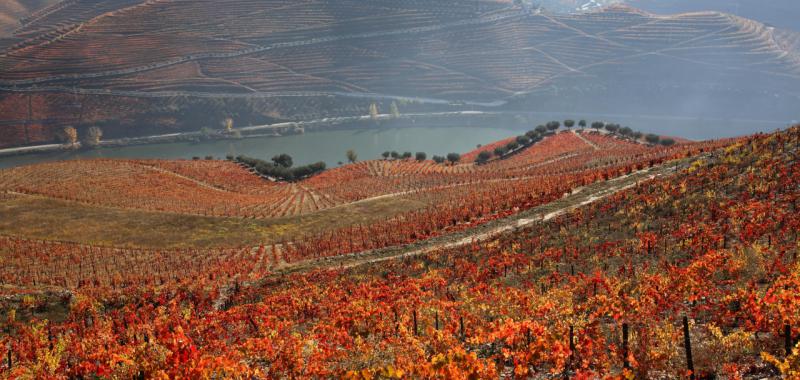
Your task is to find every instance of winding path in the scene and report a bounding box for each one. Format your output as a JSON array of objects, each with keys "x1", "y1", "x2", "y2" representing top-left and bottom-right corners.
[{"x1": 267, "y1": 155, "x2": 692, "y2": 276}]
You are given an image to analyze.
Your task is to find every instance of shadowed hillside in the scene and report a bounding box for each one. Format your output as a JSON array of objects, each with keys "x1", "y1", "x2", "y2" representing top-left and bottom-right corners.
[
  {"x1": 0, "y1": 0, "x2": 59, "y2": 38},
  {"x1": 0, "y1": 1, "x2": 798, "y2": 147}
]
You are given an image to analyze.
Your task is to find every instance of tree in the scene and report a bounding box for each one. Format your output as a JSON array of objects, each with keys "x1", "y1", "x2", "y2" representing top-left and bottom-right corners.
[
  {"x1": 579, "y1": 120, "x2": 587, "y2": 128},
  {"x1": 605, "y1": 123, "x2": 619, "y2": 133},
  {"x1": 369, "y1": 103, "x2": 379, "y2": 120},
  {"x1": 346, "y1": 149, "x2": 358, "y2": 163},
  {"x1": 632, "y1": 131, "x2": 643, "y2": 140},
  {"x1": 535, "y1": 125, "x2": 547, "y2": 134},
  {"x1": 62, "y1": 126, "x2": 78, "y2": 145},
  {"x1": 619, "y1": 126, "x2": 633, "y2": 136},
  {"x1": 415, "y1": 152, "x2": 427, "y2": 161},
  {"x1": 382, "y1": 151, "x2": 391, "y2": 160},
  {"x1": 516, "y1": 135, "x2": 531, "y2": 145},
  {"x1": 494, "y1": 146, "x2": 509, "y2": 157},
  {"x1": 476, "y1": 151, "x2": 492, "y2": 163},
  {"x1": 446, "y1": 153, "x2": 461, "y2": 164},
  {"x1": 645, "y1": 134, "x2": 660, "y2": 144},
  {"x1": 390, "y1": 101, "x2": 400, "y2": 118},
  {"x1": 272, "y1": 154, "x2": 293, "y2": 168},
  {"x1": 391, "y1": 151, "x2": 400, "y2": 159},
  {"x1": 591, "y1": 121, "x2": 605, "y2": 130},
  {"x1": 222, "y1": 117, "x2": 234, "y2": 133},
  {"x1": 402, "y1": 152, "x2": 412, "y2": 159},
  {"x1": 506, "y1": 141, "x2": 520, "y2": 151},
  {"x1": 546, "y1": 121, "x2": 560, "y2": 131},
  {"x1": 660, "y1": 138, "x2": 676, "y2": 146},
  {"x1": 564, "y1": 120, "x2": 575, "y2": 129},
  {"x1": 525, "y1": 130, "x2": 539, "y2": 139},
  {"x1": 432, "y1": 155, "x2": 446, "y2": 164},
  {"x1": 83, "y1": 126, "x2": 103, "y2": 147}
]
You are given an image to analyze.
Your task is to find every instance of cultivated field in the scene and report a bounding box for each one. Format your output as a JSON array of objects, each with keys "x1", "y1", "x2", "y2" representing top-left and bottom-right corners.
[
  {"x1": 0, "y1": 122, "x2": 797, "y2": 377},
  {"x1": 0, "y1": 129, "x2": 731, "y2": 249}
]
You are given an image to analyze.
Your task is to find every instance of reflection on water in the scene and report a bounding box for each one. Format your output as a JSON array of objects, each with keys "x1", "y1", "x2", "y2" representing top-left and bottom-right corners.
[
  {"x1": 0, "y1": 114, "x2": 788, "y2": 170},
  {"x1": 0, "y1": 126, "x2": 520, "y2": 169}
]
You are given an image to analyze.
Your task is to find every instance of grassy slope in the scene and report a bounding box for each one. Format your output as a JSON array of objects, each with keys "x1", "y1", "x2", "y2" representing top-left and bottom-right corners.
[{"x1": 0, "y1": 192, "x2": 426, "y2": 248}]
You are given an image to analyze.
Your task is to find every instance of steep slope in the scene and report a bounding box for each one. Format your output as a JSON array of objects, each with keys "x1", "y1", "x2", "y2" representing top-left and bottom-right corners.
[
  {"x1": 0, "y1": 124, "x2": 796, "y2": 377},
  {"x1": 0, "y1": 0, "x2": 59, "y2": 37},
  {"x1": 627, "y1": 0, "x2": 800, "y2": 31},
  {"x1": 0, "y1": 2, "x2": 798, "y2": 148}
]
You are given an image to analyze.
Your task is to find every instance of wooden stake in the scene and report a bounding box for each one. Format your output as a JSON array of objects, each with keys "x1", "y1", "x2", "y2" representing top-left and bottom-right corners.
[
  {"x1": 569, "y1": 325, "x2": 575, "y2": 360},
  {"x1": 683, "y1": 316, "x2": 695, "y2": 380},
  {"x1": 413, "y1": 309, "x2": 418, "y2": 336},
  {"x1": 786, "y1": 323, "x2": 793, "y2": 357},
  {"x1": 622, "y1": 323, "x2": 630, "y2": 369}
]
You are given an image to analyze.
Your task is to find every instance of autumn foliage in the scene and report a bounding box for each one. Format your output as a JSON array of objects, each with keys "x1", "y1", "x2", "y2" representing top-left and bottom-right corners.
[{"x1": 1, "y1": 127, "x2": 799, "y2": 378}]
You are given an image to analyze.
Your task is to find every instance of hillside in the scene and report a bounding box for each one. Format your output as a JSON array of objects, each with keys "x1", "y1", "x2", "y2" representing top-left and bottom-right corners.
[
  {"x1": 0, "y1": 128, "x2": 724, "y2": 248},
  {"x1": 0, "y1": 0, "x2": 59, "y2": 38},
  {"x1": 627, "y1": 0, "x2": 800, "y2": 31},
  {"x1": 0, "y1": 119, "x2": 797, "y2": 376},
  {"x1": 0, "y1": 1, "x2": 798, "y2": 148}
]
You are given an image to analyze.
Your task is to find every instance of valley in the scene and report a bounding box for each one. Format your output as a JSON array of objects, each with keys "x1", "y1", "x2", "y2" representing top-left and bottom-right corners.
[{"x1": 1, "y1": 1, "x2": 799, "y2": 378}]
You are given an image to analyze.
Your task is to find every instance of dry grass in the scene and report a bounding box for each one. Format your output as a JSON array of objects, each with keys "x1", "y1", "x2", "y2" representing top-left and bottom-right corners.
[{"x1": 0, "y1": 192, "x2": 426, "y2": 249}]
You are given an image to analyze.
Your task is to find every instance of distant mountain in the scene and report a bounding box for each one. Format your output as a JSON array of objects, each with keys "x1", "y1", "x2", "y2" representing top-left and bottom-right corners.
[
  {"x1": 0, "y1": 1, "x2": 798, "y2": 147},
  {"x1": 627, "y1": 0, "x2": 800, "y2": 32},
  {"x1": 535, "y1": 0, "x2": 800, "y2": 31}
]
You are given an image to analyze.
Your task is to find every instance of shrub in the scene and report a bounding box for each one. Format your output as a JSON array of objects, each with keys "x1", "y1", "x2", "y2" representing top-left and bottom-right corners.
[
  {"x1": 446, "y1": 153, "x2": 461, "y2": 164},
  {"x1": 476, "y1": 151, "x2": 492, "y2": 163},
  {"x1": 236, "y1": 155, "x2": 326, "y2": 181}
]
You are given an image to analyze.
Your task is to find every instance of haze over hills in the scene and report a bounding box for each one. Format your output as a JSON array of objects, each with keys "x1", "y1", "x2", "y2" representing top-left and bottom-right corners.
[
  {"x1": 627, "y1": 0, "x2": 800, "y2": 32},
  {"x1": 0, "y1": 0, "x2": 798, "y2": 148},
  {"x1": 0, "y1": 0, "x2": 58, "y2": 38},
  {"x1": 2, "y1": 1, "x2": 800, "y2": 377}
]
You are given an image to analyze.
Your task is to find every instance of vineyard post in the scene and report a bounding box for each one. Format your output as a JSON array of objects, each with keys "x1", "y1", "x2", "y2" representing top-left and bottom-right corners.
[
  {"x1": 786, "y1": 323, "x2": 793, "y2": 357},
  {"x1": 413, "y1": 309, "x2": 418, "y2": 336},
  {"x1": 6, "y1": 348, "x2": 10, "y2": 371},
  {"x1": 435, "y1": 312, "x2": 439, "y2": 331},
  {"x1": 569, "y1": 325, "x2": 575, "y2": 361},
  {"x1": 622, "y1": 323, "x2": 630, "y2": 369},
  {"x1": 683, "y1": 316, "x2": 695, "y2": 380},
  {"x1": 460, "y1": 316, "x2": 465, "y2": 341}
]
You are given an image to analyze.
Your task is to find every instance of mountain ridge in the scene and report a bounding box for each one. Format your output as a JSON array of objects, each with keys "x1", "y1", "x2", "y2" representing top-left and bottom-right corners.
[{"x1": 0, "y1": 1, "x2": 798, "y2": 148}]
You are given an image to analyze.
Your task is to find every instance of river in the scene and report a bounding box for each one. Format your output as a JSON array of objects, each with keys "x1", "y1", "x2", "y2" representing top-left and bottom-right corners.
[
  {"x1": 0, "y1": 125, "x2": 521, "y2": 169},
  {"x1": 0, "y1": 112, "x2": 792, "y2": 170}
]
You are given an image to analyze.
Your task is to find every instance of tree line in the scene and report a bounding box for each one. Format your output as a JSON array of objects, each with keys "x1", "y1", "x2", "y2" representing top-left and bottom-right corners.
[{"x1": 235, "y1": 154, "x2": 326, "y2": 182}]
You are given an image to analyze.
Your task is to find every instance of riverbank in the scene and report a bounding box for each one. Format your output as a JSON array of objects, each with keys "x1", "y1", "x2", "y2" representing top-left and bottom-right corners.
[
  {"x1": 0, "y1": 109, "x2": 786, "y2": 162},
  {"x1": 0, "y1": 111, "x2": 505, "y2": 159}
]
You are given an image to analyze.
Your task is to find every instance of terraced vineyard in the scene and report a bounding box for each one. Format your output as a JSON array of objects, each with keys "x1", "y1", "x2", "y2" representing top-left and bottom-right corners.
[
  {"x1": 0, "y1": 121, "x2": 797, "y2": 377},
  {"x1": 0, "y1": 130, "x2": 727, "y2": 221},
  {"x1": 1, "y1": 1, "x2": 798, "y2": 147}
]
